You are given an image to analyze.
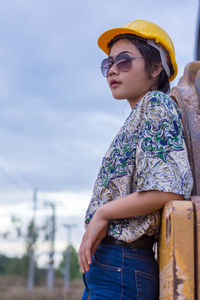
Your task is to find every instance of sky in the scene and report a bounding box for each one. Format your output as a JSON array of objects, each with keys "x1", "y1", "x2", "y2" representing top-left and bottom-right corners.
[{"x1": 0, "y1": 0, "x2": 199, "y2": 266}]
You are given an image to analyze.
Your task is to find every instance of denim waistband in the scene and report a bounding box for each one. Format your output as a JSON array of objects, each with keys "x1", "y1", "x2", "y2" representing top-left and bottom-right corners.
[{"x1": 101, "y1": 235, "x2": 155, "y2": 249}]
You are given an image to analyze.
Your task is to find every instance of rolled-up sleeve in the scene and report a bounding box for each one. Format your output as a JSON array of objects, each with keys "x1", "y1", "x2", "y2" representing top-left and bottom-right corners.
[{"x1": 135, "y1": 94, "x2": 193, "y2": 199}]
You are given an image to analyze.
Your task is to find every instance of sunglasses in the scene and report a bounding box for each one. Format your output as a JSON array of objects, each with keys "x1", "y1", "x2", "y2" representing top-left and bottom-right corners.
[{"x1": 101, "y1": 52, "x2": 143, "y2": 77}]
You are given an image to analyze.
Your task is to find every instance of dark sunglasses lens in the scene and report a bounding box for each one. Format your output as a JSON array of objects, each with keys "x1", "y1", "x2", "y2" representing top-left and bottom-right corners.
[
  {"x1": 117, "y1": 59, "x2": 132, "y2": 72},
  {"x1": 101, "y1": 58, "x2": 112, "y2": 77},
  {"x1": 115, "y1": 53, "x2": 132, "y2": 72},
  {"x1": 101, "y1": 66, "x2": 109, "y2": 77},
  {"x1": 101, "y1": 54, "x2": 132, "y2": 77}
]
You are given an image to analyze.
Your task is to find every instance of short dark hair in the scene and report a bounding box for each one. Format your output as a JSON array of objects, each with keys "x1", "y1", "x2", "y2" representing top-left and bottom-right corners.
[{"x1": 108, "y1": 34, "x2": 174, "y2": 93}]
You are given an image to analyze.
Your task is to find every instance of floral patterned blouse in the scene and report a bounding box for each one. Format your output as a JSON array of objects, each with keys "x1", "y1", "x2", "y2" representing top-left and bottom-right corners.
[{"x1": 84, "y1": 91, "x2": 193, "y2": 243}]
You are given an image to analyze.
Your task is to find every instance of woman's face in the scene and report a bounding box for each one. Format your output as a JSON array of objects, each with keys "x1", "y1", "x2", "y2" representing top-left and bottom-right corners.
[{"x1": 107, "y1": 39, "x2": 158, "y2": 108}]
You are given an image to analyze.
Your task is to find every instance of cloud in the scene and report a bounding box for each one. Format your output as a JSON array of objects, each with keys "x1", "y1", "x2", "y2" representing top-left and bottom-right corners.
[
  {"x1": 0, "y1": 0, "x2": 198, "y2": 191},
  {"x1": 0, "y1": 0, "x2": 198, "y2": 192}
]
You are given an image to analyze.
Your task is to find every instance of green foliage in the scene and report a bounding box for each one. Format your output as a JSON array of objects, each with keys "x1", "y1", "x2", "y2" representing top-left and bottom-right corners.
[
  {"x1": 10, "y1": 215, "x2": 44, "y2": 255},
  {"x1": 26, "y1": 220, "x2": 39, "y2": 254},
  {"x1": 11, "y1": 215, "x2": 23, "y2": 238},
  {"x1": 57, "y1": 245, "x2": 81, "y2": 280},
  {"x1": 0, "y1": 254, "x2": 10, "y2": 275},
  {"x1": 0, "y1": 254, "x2": 29, "y2": 277}
]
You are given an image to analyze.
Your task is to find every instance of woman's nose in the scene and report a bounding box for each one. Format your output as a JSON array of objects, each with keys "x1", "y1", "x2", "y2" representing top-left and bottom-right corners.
[{"x1": 107, "y1": 62, "x2": 120, "y2": 77}]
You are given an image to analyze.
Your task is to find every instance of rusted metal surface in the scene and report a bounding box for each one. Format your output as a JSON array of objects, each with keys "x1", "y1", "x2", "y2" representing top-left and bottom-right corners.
[
  {"x1": 159, "y1": 200, "x2": 194, "y2": 300},
  {"x1": 169, "y1": 61, "x2": 200, "y2": 195},
  {"x1": 196, "y1": 2, "x2": 200, "y2": 60},
  {"x1": 159, "y1": 62, "x2": 200, "y2": 298},
  {"x1": 192, "y1": 196, "x2": 200, "y2": 299}
]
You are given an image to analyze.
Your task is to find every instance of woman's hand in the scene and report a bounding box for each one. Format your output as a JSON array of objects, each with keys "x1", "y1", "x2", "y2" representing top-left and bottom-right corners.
[{"x1": 78, "y1": 212, "x2": 108, "y2": 273}]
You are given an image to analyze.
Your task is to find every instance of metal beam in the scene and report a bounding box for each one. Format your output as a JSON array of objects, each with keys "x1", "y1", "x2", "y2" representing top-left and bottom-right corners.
[{"x1": 196, "y1": 1, "x2": 200, "y2": 60}]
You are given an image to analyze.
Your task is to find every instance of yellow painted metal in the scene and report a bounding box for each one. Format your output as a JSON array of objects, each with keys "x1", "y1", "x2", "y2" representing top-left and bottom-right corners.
[
  {"x1": 158, "y1": 200, "x2": 194, "y2": 300},
  {"x1": 192, "y1": 196, "x2": 200, "y2": 299}
]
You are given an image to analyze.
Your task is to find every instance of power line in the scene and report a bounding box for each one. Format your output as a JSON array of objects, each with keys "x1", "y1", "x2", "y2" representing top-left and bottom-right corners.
[
  {"x1": 0, "y1": 152, "x2": 36, "y2": 191},
  {"x1": 0, "y1": 167, "x2": 27, "y2": 192}
]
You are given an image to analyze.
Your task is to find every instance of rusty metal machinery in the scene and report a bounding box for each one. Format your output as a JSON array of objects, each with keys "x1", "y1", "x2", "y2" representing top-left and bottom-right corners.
[
  {"x1": 196, "y1": 1, "x2": 200, "y2": 60},
  {"x1": 159, "y1": 201, "x2": 195, "y2": 299},
  {"x1": 158, "y1": 5, "x2": 200, "y2": 296},
  {"x1": 192, "y1": 196, "x2": 200, "y2": 299},
  {"x1": 159, "y1": 62, "x2": 200, "y2": 299},
  {"x1": 170, "y1": 61, "x2": 200, "y2": 196}
]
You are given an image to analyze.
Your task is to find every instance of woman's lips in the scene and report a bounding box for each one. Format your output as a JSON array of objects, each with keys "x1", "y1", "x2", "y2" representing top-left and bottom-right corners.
[{"x1": 110, "y1": 79, "x2": 121, "y2": 87}]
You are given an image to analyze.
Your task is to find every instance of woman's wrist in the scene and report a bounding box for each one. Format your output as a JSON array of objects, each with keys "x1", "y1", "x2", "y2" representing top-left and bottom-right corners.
[{"x1": 95, "y1": 205, "x2": 109, "y2": 221}]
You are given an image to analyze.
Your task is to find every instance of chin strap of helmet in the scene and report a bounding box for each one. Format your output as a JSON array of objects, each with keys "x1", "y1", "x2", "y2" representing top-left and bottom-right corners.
[{"x1": 147, "y1": 39, "x2": 170, "y2": 78}]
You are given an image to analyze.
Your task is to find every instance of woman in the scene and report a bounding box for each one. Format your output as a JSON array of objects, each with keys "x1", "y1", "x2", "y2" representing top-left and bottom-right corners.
[{"x1": 78, "y1": 20, "x2": 193, "y2": 300}]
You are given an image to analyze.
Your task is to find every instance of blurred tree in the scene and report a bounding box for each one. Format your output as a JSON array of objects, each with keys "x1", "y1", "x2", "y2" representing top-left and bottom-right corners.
[
  {"x1": 11, "y1": 215, "x2": 23, "y2": 238},
  {"x1": 57, "y1": 245, "x2": 81, "y2": 280},
  {"x1": 0, "y1": 252, "x2": 48, "y2": 286},
  {"x1": 26, "y1": 220, "x2": 38, "y2": 254},
  {"x1": 9, "y1": 215, "x2": 47, "y2": 286},
  {"x1": 1, "y1": 255, "x2": 29, "y2": 277},
  {"x1": 0, "y1": 254, "x2": 10, "y2": 275}
]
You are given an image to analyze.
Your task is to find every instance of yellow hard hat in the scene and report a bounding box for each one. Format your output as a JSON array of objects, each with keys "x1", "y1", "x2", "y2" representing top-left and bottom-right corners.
[{"x1": 98, "y1": 20, "x2": 178, "y2": 82}]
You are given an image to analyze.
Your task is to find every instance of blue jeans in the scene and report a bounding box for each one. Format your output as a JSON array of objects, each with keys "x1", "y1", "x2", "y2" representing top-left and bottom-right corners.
[{"x1": 82, "y1": 244, "x2": 159, "y2": 300}]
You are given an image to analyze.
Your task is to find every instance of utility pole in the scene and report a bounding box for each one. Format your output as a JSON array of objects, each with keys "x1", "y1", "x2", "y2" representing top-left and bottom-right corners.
[
  {"x1": 27, "y1": 188, "x2": 37, "y2": 291},
  {"x1": 45, "y1": 202, "x2": 56, "y2": 291},
  {"x1": 63, "y1": 224, "x2": 77, "y2": 290}
]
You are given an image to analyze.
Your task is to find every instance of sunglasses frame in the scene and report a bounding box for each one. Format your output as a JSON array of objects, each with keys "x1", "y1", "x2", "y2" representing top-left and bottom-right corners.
[{"x1": 101, "y1": 52, "x2": 143, "y2": 77}]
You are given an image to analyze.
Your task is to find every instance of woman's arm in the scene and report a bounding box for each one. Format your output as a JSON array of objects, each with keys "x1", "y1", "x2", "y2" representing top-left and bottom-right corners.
[
  {"x1": 96, "y1": 190, "x2": 184, "y2": 220},
  {"x1": 78, "y1": 190, "x2": 184, "y2": 273}
]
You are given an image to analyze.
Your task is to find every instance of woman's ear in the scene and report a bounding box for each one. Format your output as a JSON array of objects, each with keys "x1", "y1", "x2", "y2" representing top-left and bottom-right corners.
[{"x1": 151, "y1": 63, "x2": 163, "y2": 78}]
